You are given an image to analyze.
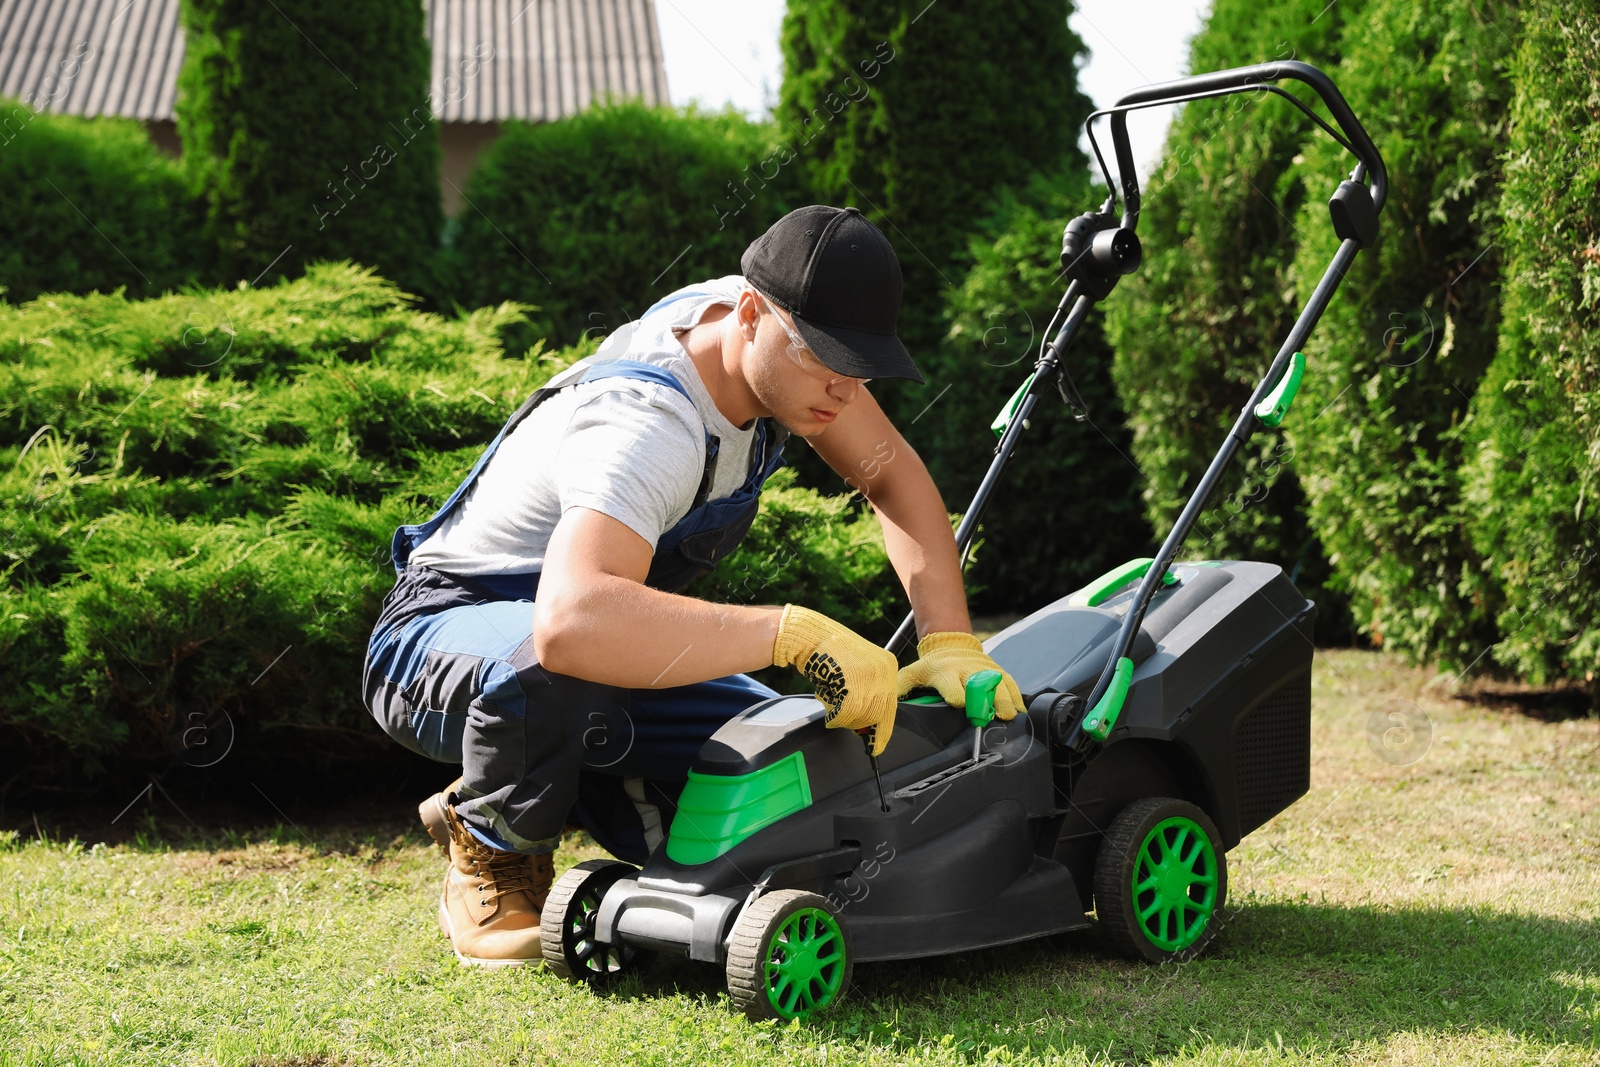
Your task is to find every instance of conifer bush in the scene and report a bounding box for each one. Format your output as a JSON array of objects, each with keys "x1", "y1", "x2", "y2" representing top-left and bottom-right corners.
[
  {"x1": 1282, "y1": 0, "x2": 1520, "y2": 668},
  {"x1": 444, "y1": 102, "x2": 807, "y2": 354},
  {"x1": 1461, "y1": 0, "x2": 1600, "y2": 694},
  {"x1": 0, "y1": 102, "x2": 200, "y2": 303}
]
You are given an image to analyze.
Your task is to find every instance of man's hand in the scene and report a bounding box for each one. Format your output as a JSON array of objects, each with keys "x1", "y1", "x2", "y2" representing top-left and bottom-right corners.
[
  {"x1": 772, "y1": 605, "x2": 899, "y2": 756},
  {"x1": 896, "y1": 632, "x2": 1024, "y2": 720}
]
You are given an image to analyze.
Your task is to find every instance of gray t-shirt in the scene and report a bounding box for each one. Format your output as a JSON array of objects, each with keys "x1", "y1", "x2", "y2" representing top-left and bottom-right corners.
[{"x1": 407, "y1": 275, "x2": 758, "y2": 577}]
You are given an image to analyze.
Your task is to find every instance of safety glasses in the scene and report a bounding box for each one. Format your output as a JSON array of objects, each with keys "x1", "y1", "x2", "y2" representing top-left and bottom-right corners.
[{"x1": 751, "y1": 291, "x2": 872, "y2": 388}]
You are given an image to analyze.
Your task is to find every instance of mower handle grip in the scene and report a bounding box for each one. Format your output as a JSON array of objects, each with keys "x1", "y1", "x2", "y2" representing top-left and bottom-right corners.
[{"x1": 1105, "y1": 59, "x2": 1387, "y2": 230}]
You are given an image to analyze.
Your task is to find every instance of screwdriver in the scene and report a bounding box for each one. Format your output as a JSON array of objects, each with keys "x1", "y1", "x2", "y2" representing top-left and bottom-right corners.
[
  {"x1": 858, "y1": 729, "x2": 890, "y2": 812},
  {"x1": 964, "y1": 670, "x2": 1003, "y2": 762}
]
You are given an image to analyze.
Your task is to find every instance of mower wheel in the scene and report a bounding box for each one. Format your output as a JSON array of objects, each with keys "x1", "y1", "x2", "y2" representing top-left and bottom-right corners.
[
  {"x1": 1094, "y1": 797, "x2": 1227, "y2": 964},
  {"x1": 726, "y1": 889, "x2": 852, "y2": 1021},
  {"x1": 540, "y1": 859, "x2": 651, "y2": 986}
]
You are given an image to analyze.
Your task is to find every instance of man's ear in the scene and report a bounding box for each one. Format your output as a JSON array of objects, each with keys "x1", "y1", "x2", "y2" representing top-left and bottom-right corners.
[{"x1": 735, "y1": 290, "x2": 762, "y2": 343}]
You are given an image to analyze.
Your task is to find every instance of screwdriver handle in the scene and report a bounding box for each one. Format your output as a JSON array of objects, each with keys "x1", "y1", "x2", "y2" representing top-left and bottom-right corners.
[{"x1": 965, "y1": 669, "x2": 1002, "y2": 730}]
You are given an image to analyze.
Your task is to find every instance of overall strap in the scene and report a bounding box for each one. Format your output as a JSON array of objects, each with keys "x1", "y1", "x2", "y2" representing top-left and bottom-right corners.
[
  {"x1": 389, "y1": 358, "x2": 721, "y2": 573},
  {"x1": 578, "y1": 360, "x2": 720, "y2": 510},
  {"x1": 575, "y1": 358, "x2": 694, "y2": 398}
]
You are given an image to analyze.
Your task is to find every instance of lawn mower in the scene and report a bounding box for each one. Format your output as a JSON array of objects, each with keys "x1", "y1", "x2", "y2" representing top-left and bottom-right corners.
[{"x1": 539, "y1": 60, "x2": 1388, "y2": 1020}]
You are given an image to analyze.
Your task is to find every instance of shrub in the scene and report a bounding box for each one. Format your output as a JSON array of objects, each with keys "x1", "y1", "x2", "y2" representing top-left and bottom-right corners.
[
  {"x1": 1101, "y1": 0, "x2": 1368, "y2": 640},
  {"x1": 0, "y1": 264, "x2": 553, "y2": 781},
  {"x1": 0, "y1": 102, "x2": 201, "y2": 302},
  {"x1": 1461, "y1": 1, "x2": 1600, "y2": 694},
  {"x1": 1282, "y1": 0, "x2": 1520, "y2": 669},
  {"x1": 0, "y1": 264, "x2": 898, "y2": 784},
  {"x1": 176, "y1": 0, "x2": 442, "y2": 298},
  {"x1": 444, "y1": 102, "x2": 807, "y2": 354}
]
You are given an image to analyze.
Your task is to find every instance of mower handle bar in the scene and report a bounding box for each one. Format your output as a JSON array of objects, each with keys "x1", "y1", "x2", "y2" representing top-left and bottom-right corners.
[
  {"x1": 1101, "y1": 59, "x2": 1388, "y2": 232},
  {"x1": 885, "y1": 61, "x2": 1384, "y2": 751}
]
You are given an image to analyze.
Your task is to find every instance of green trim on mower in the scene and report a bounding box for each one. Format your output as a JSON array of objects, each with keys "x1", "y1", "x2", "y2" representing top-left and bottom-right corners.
[
  {"x1": 1068, "y1": 557, "x2": 1177, "y2": 608},
  {"x1": 665, "y1": 751, "x2": 813, "y2": 865},
  {"x1": 1254, "y1": 351, "x2": 1305, "y2": 427},
  {"x1": 1132, "y1": 815, "x2": 1220, "y2": 952},
  {"x1": 1081, "y1": 656, "x2": 1133, "y2": 741},
  {"x1": 762, "y1": 907, "x2": 848, "y2": 1019},
  {"x1": 991, "y1": 372, "x2": 1036, "y2": 438}
]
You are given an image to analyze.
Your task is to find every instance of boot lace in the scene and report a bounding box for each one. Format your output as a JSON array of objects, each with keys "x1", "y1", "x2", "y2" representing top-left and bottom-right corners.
[{"x1": 471, "y1": 846, "x2": 554, "y2": 908}]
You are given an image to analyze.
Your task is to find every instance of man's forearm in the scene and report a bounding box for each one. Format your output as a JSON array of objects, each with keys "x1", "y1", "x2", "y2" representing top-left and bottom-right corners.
[
  {"x1": 535, "y1": 581, "x2": 783, "y2": 688},
  {"x1": 869, "y1": 451, "x2": 973, "y2": 640}
]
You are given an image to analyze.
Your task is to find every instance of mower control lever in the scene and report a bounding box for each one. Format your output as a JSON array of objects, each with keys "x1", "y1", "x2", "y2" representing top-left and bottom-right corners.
[
  {"x1": 991, "y1": 373, "x2": 1036, "y2": 438},
  {"x1": 1254, "y1": 351, "x2": 1306, "y2": 427},
  {"x1": 1080, "y1": 657, "x2": 1134, "y2": 743}
]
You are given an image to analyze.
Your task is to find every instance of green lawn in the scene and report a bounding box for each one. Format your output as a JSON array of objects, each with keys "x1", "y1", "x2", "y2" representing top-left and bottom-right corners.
[{"x1": 3, "y1": 649, "x2": 1596, "y2": 1066}]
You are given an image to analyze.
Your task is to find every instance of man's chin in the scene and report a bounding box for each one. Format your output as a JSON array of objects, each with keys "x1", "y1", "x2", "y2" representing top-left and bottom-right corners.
[{"x1": 772, "y1": 410, "x2": 829, "y2": 437}]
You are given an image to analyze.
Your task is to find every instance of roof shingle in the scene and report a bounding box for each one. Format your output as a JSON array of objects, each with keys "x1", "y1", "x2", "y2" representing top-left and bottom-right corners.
[{"x1": 0, "y1": 0, "x2": 669, "y2": 124}]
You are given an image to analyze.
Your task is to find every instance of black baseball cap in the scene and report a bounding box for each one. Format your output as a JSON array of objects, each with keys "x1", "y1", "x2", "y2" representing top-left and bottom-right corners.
[{"x1": 740, "y1": 205, "x2": 924, "y2": 384}]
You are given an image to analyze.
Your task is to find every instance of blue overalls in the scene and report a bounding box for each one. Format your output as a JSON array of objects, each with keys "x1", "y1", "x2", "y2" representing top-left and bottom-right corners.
[{"x1": 362, "y1": 356, "x2": 789, "y2": 864}]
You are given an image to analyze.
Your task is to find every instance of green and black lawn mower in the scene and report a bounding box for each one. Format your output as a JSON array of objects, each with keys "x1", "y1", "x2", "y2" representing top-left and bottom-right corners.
[{"x1": 539, "y1": 60, "x2": 1388, "y2": 1021}]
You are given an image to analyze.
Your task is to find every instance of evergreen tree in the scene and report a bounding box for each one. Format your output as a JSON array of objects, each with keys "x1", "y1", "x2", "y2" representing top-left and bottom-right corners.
[
  {"x1": 777, "y1": 0, "x2": 1092, "y2": 360},
  {"x1": 1462, "y1": 0, "x2": 1600, "y2": 699},
  {"x1": 176, "y1": 0, "x2": 442, "y2": 296},
  {"x1": 1283, "y1": 0, "x2": 1520, "y2": 668}
]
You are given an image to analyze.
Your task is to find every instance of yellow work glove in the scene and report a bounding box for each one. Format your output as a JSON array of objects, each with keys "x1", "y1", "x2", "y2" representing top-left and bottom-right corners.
[
  {"x1": 896, "y1": 632, "x2": 1025, "y2": 720},
  {"x1": 772, "y1": 605, "x2": 900, "y2": 756}
]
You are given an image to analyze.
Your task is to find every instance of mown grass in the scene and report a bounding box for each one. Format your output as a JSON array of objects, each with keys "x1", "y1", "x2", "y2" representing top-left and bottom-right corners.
[{"x1": 2, "y1": 649, "x2": 1596, "y2": 1066}]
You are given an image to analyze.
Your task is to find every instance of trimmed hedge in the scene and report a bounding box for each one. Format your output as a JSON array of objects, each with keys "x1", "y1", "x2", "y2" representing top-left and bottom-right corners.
[
  {"x1": 0, "y1": 102, "x2": 201, "y2": 303},
  {"x1": 1283, "y1": 0, "x2": 1519, "y2": 668},
  {"x1": 1462, "y1": 1, "x2": 1600, "y2": 692},
  {"x1": 0, "y1": 264, "x2": 541, "y2": 781},
  {"x1": 0, "y1": 264, "x2": 898, "y2": 784},
  {"x1": 176, "y1": 0, "x2": 442, "y2": 297},
  {"x1": 1101, "y1": 0, "x2": 1364, "y2": 641},
  {"x1": 444, "y1": 102, "x2": 808, "y2": 354}
]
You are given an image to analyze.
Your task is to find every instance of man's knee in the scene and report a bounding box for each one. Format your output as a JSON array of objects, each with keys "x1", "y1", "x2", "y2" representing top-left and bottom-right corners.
[{"x1": 458, "y1": 659, "x2": 624, "y2": 851}]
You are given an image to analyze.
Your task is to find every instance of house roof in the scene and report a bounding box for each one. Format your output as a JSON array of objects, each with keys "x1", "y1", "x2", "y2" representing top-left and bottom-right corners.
[{"x1": 0, "y1": 0, "x2": 670, "y2": 124}]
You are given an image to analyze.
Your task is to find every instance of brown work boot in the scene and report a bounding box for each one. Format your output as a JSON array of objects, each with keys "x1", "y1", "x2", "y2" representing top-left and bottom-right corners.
[
  {"x1": 418, "y1": 776, "x2": 462, "y2": 856},
  {"x1": 435, "y1": 801, "x2": 554, "y2": 967}
]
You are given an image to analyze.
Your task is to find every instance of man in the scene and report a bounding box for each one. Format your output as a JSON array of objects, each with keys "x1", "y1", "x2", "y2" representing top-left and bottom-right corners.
[{"x1": 362, "y1": 204, "x2": 1024, "y2": 967}]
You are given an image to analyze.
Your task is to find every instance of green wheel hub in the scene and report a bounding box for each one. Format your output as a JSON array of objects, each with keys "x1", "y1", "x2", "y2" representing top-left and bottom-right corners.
[
  {"x1": 762, "y1": 907, "x2": 846, "y2": 1018},
  {"x1": 1132, "y1": 815, "x2": 1219, "y2": 951},
  {"x1": 565, "y1": 881, "x2": 633, "y2": 979}
]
